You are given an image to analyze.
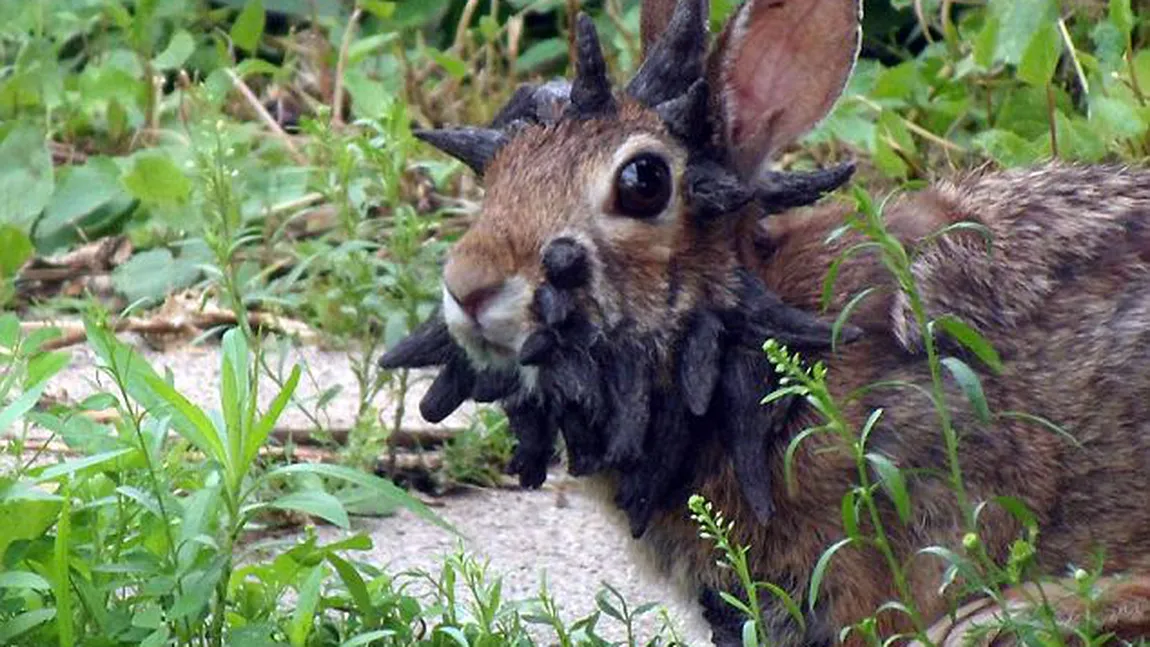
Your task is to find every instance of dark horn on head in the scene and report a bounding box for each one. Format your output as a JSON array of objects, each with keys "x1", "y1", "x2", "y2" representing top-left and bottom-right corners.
[
  {"x1": 412, "y1": 127, "x2": 509, "y2": 176},
  {"x1": 626, "y1": 0, "x2": 708, "y2": 107},
  {"x1": 568, "y1": 13, "x2": 616, "y2": 117},
  {"x1": 755, "y1": 162, "x2": 857, "y2": 215}
]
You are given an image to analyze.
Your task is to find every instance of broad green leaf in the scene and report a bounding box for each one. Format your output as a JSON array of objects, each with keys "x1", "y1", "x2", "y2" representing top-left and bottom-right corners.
[
  {"x1": 1089, "y1": 96, "x2": 1147, "y2": 141},
  {"x1": 245, "y1": 364, "x2": 301, "y2": 470},
  {"x1": 289, "y1": 564, "x2": 326, "y2": 647},
  {"x1": 0, "y1": 225, "x2": 33, "y2": 278},
  {"x1": 26, "y1": 350, "x2": 70, "y2": 388},
  {"x1": 865, "y1": 452, "x2": 912, "y2": 524},
  {"x1": 0, "y1": 496, "x2": 59, "y2": 561},
  {"x1": 340, "y1": 631, "x2": 396, "y2": 647},
  {"x1": 32, "y1": 448, "x2": 134, "y2": 483},
  {"x1": 974, "y1": 15, "x2": 1001, "y2": 69},
  {"x1": 514, "y1": 38, "x2": 566, "y2": 73},
  {"x1": 942, "y1": 356, "x2": 992, "y2": 424},
  {"x1": 266, "y1": 462, "x2": 454, "y2": 532},
  {"x1": 0, "y1": 609, "x2": 56, "y2": 643},
  {"x1": 326, "y1": 553, "x2": 375, "y2": 622},
  {"x1": 154, "y1": 29, "x2": 196, "y2": 70},
  {"x1": 438, "y1": 626, "x2": 471, "y2": 647},
  {"x1": 267, "y1": 490, "x2": 350, "y2": 529},
  {"x1": 141, "y1": 371, "x2": 227, "y2": 463},
  {"x1": 1109, "y1": 0, "x2": 1134, "y2": 39},
  {"x1": 0, "y1": 570, "x2": 51, "y2": 590},
  {"x1": 808, "y1": 537, "x2": 854, "y2": 611},
  {"x1": 0, "y1": 379, "x2": 48, "y2": 436},
  {"x1": 0, "y1": 125, "x2": 53, "y2": 231},
  {"x1": 111, "y1": 248, "x2": 204, "y2": 304},
  {"x1": 121, "y1": 154, "x2": 192, "y2": 205},
  {"x1": 428, "y1": 49, "x2": 466, "y2": 79},
  {"x1": 231, "y1": 0, "x2": 266, "y2": 53},
  {"x1": 1018, "y1": 21, "x2": 1063, "y2": 86},
  {"x1": 933, "y1": 315, "x2": 1004, "y2": 373}
]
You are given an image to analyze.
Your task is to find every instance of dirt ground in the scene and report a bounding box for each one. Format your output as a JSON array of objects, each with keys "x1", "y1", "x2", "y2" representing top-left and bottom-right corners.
[{"x1": 31, "y1": 331, "x2": 714, "y2": 646}]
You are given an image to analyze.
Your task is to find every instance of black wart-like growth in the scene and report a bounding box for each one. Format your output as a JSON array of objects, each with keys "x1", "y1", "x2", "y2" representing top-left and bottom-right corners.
[{"x1": 379, "y1": 0, "x2": 862, "y2": 537}]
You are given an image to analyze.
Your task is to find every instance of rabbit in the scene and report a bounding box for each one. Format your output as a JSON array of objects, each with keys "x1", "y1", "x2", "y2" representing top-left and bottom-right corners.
[{"x1": 379, "y1": 1, "x2": 1150, "y2": 646}]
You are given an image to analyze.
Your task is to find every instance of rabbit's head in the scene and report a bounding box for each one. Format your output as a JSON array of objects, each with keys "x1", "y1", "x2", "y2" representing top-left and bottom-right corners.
[{"x1": 382, "y1": 0, "x2": 864, "y2": 536}]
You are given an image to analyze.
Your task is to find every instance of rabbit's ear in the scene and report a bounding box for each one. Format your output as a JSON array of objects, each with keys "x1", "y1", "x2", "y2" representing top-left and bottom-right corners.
[
  {"x1": 710, "y1": 0, "x2": 862, "y2": 179},
  {"x1": 640, "y1": 0, "x2": 684, "y2": 57}
]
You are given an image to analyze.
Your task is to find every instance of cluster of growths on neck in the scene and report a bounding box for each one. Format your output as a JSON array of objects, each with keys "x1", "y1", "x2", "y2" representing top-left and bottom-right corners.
[{"x1": 379, "y1": 1, "x2": 862, "y2": 538}]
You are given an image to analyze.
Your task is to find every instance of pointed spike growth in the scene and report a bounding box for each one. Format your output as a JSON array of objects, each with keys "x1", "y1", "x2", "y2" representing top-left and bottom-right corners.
[
  {"x1": 626, "y1": 0, "x2": 708, "y2": 107},
  {"x1": 655, "y1": 79, "x2": 711, "y2": 147},
  {"x1": 412, "y1": 127, "x2": 509, "y2": 176},
  {"x1": 568, "y1": 13, "x2": 616, "y2": 118},
  {"x1": 755, "y1": 162, "x2": 857, "y2": 215},
  {"x1": 378, "y1": 312, "x2": 456, "y2": 369}
]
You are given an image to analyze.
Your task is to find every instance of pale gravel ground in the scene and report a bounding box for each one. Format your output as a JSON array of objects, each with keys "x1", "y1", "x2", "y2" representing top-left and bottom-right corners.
[{"x1": 29, "y1": 329, "x2": 713, "y2": 646}]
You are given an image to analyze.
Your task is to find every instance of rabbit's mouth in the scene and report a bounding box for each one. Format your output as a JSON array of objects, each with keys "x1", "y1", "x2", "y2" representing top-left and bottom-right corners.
[{"x1": 440, "y1": 277, "x2": 534, "y2": 368}]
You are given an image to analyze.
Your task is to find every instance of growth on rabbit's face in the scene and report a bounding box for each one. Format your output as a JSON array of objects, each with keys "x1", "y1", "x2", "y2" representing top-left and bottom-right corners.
[{"x1": 380, "y1": 0, "x2": 866, "y2": 537}]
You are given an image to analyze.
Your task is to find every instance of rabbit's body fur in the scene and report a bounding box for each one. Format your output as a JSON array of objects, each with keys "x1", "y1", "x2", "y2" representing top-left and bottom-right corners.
[
  {"x1": 380, "y1": 0, "x2": 1150, "y2": 645},
  {"x1": 598, "y1": 161, "x2": 1150, "y2": 647}
]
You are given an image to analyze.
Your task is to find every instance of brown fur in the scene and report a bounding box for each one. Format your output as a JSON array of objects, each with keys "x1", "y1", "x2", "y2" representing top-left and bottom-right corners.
[{"x1": 622, "y1": 162, "x2": 1150, "y2": 647}]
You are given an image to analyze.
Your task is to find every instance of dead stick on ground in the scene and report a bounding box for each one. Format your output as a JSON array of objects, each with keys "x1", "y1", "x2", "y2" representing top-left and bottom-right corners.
[
  {"x1": 21, "y1": 311, "x2": 321, "y2": 351},
  {"x1": 227, "y1": 69, "x2": 308, "y2": 164}
]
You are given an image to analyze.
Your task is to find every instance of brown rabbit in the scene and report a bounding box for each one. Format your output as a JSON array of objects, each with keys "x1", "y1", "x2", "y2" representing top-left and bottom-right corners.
[{"x1": 380, "y1": 1, "x2": 1150, "y2": 646}]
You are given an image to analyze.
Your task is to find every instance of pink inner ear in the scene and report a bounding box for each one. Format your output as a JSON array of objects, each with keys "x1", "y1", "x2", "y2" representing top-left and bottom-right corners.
[{"x1": 721, "y1": 0, "x2": 861, "y2": 179}]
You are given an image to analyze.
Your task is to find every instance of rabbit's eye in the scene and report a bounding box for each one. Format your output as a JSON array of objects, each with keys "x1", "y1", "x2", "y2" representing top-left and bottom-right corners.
[{"x1": 613, "y1": 153, "x2": 671, "y2": 219}]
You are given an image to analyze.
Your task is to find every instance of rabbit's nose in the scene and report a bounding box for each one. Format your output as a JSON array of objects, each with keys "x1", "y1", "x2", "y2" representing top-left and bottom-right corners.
[{"x1": 443, "y1": 261, "x2": 506, "y2": 323}]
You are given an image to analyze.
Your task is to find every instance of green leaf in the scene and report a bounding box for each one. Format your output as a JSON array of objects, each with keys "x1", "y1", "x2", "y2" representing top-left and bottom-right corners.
[
  {"x1": 0, "y1": 497, "x2": 59, "y2": 563},
  {"x1": 942, "y1": 356, "x2": 992, "y2": 424},
  {"x1": 0, "y1": 609, "x2": 56, "y2": 643},
  {"x1": 0, "y1": 570, "x2": 52, "y2": 590},
  {"x1": 832, "y1": 287, "x2": 878, "y2": 353},
  {"x1": 0, "y1": 225, "x2": 33, "y2": 279},
  {"x1": 1017, "y1": 21, "x2": 1063, "y2": 86},
  {"x1": 428, "y1": 49, "x2": 466, "y2": 79},
  {"x1": 121, "y1": 154, "x2": 192, "y2": 205},
  {"x1": 514, "y1": 38, "x2": 566, "y2": 73},
  {"x1": 111, "y1": 248, "x2": 204, "y2": 304},
  {"x1": 289, "y1": 564, "x2": 325, "y2": 647},
  {"x1": 340, "y1": 631, "x2": 396, "y2": 647},
  {"x1": 267, "y1": 490, "x2": 350, "y2": 529},
  {"x1": 0, "y1": 125, "x2": 54, "y2": 231},
  {"x1": 32, "y1": 448, "x2": 134, "y2": 483},
  {"x1": 865, "y1": 452, "x2": 912, "y2": 524},
  {"x1": 0, "y1": 377, "x2": 47, "y2": 436},
  {"x1": 840, "y1": 490, "x2": 860, "y2": 539},
  {"x1": 933, "y1": 315, "x2": 1003, "y2": 373},
  {"x1": 808, "y1": 537, "x2": 854, "y2": 611},
  {"x1": 1089, "y1": 96, "x2": 1147, "y2": 141},
  {"x1": 245, "y1": 364, "x2": 300, "y2": 471},
  {"x1": 154, "y1": 29, "x2": 196, "y2": 70},
  {"x1": 140, "y1": 370, "x2": 227, "y2": 464},
  {"x1": 974, "y1": 15, "x2": 1001, "y2": 69},
  {"x1": 1109, "y1": 0, "x2": 1134, "y2": 40},
  {"x1": 231, "y1": 0, "x2": 266, "y2": 53},
  {"x1": 326, "y1": 554, "x2": 375, "y2": 621},
  {"x1": 266, "y1": 463, "x2": 454, "y2": 533},
  {"x1": 438, "y1": 626, "x2": 471, "y2": 647}
]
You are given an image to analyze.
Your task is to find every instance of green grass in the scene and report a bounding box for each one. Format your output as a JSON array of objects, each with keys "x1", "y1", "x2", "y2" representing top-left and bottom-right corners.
[{"x1": 0, "y1": 0, "x2": 1148, "y2": 646}]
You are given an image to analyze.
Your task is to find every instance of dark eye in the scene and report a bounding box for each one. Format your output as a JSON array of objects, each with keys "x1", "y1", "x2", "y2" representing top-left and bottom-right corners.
[{"x1": 613, "y1": 153, "x2": 672, "y2": 219}]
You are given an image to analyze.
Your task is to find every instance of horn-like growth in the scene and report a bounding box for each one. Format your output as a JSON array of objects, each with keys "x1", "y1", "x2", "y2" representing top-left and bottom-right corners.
[
  {"x1": 568, "y1": 14, "x2": 616, "y2": 118},
  {"x1": 626, "y1": 0, "x2": 708, "y2": 106},
  {"x1": 412, "y1": 127, "x2": 508, "y2": 176}
]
